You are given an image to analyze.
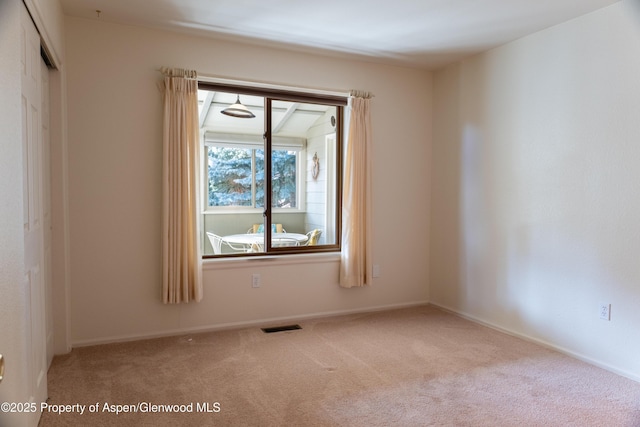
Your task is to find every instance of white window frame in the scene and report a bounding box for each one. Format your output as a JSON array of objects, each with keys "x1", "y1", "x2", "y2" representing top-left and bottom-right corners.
[{"x1": 203, "y1": 132, "x2": 306, "y2": 214}]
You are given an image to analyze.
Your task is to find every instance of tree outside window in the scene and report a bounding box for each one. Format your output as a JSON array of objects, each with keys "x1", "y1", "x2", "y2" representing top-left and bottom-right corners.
[{"x1": 207, "y1": 147, "x2": 297, "y2": 208}]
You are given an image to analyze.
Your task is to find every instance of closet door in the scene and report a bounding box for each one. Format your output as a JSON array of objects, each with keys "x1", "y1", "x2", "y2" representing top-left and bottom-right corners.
[
  {"x1": 41, "y1": 56, "x2": 54, "y2": 369},
  {"x1": 21, "y1": 3, "x2": 48, "y2": 423}
]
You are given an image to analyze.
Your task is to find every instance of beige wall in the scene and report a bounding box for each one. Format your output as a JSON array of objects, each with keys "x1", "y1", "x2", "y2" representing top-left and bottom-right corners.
[
  {"x1": 430, "y1": 1, "x2": 640, "y2": 380},
  {"x1": 65, "y1": 17, "x2": 431, "y2": 345}
]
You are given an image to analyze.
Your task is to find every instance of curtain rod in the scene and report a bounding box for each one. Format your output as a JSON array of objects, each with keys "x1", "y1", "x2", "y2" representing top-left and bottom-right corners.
[
  {"x1": 159, "y1": 69, "x2": 374, "y2": 99},
  {"x1": 349, "y1": 90, "x2": 374, "y2": 99},
  {"x1": 159, "y1": 67, "x2": 198, "y2": 79}
]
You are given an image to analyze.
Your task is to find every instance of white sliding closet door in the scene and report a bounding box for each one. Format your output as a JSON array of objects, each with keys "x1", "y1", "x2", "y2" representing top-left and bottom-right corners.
[{"x1": 21, "y1": 3, "x2": 49, "y2": 425}]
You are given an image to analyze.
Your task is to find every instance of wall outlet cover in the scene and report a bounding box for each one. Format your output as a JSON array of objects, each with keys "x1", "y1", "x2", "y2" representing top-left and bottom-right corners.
[{"x1": 599, "y1": 303, "x2": 611, "y2": 321}]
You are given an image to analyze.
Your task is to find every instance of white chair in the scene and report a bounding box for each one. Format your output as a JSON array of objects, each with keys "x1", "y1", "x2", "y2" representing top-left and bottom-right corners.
[
  {"x1": 247, "y1": 242, "x2": 263, "y2": 253},
  {"x1": 206, "y1": 232, "x2": 246, "y2": 254},
  {"x1": 206, "y1": 232, "x2": 225, "y2": 254},
  {"x1": 305, "y1": 229, "x2": 322, "y2": 246}
]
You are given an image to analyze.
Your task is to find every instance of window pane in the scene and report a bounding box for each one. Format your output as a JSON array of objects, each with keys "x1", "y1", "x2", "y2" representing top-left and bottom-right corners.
[
  {"x1": 303, "y1": 128, "x2": 338, "y2": 246},
  {"x1": 199, "y1": 84, "x2": 343, "y2": 257},
  {"x1": 255, "y1": 149, "x2": 264, "y2": 208},
  {"x1": 208, "y1": 146, "x2": 252, "y2": 207},
  {"x1": 271, "y1": 100, "x2": 338, "y2": 247},
  {"x1": 272, "y1": 150, "x2": 297, "y2": 208}
]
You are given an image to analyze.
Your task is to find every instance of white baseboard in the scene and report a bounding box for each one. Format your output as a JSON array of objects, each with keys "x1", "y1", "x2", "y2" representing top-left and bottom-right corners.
[
  {"x1": 70, "y1": 300, "x2": 430, "y2": 349},
  {"x1": 429, "y1": 302, "x2": 640, "y2": 384}
]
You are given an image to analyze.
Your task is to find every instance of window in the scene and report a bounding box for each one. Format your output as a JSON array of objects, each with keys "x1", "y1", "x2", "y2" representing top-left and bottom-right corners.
[
  {"x1": 198, "y1": 82, "x2": 346, "y2": 257},
  {"x1": 205, "y1": 142, "x2": 301, "y2": 209}
]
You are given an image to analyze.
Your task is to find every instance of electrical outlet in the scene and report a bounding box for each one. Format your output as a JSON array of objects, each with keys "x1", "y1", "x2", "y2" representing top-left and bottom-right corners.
[
  {"x1": 599, "y1": 303, "x2": 611, "y2": 321},
  {"x1": 252, "y1": 273, "x2": 261, "y2": 288}
]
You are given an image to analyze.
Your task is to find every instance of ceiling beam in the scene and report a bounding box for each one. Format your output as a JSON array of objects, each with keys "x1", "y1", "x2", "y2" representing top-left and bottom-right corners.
[
  {"x1": 272, "y1": 102, "x2": 299, "y2": 134},
  {"x1": 199, "y1": 91, "x2": 215, "y2": 128}
]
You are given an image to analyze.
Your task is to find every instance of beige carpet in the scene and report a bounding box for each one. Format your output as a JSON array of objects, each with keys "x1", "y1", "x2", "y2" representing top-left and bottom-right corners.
[{"x1": 39, "y1": 305, "x2": 640, "y2": 426}]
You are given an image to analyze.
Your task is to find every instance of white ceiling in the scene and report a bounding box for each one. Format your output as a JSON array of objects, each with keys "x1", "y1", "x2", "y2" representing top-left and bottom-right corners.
[
  {"x1": 60, "y1": 0, "x2": 620, "y2": 70},
  {"x1": 198, "y1": 91, "x2": 332, "y2": 137}
]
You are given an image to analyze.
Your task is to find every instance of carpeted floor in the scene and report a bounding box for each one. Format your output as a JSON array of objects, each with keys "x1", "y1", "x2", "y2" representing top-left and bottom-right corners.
[{"x1": 39, "y1": 305, "x2": 640, "y2": 426}]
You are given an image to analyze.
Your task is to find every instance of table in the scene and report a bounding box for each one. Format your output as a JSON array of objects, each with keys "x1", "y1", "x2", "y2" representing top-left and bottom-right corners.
[{"x1": 222, "y1": 232, "x2": 308, "y2": 251}]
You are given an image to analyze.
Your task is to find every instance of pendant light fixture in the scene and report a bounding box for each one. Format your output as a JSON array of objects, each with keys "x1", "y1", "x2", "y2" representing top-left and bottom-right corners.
[{"x1": 221, "y1": 95, "x2": 255, "y2": 118}]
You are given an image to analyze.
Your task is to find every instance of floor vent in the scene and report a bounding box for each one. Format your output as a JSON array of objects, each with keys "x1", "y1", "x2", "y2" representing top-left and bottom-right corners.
[{"x1": 261, "y1": 324, "x2": 302, "y2": 333}]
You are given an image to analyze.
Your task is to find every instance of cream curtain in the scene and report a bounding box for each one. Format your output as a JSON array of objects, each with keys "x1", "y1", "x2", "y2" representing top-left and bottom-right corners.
[
  {"x1": 339, "y1": 91, "x2": 373, "y2": 288},
  {"x1": 161, "y1": 68, "x2": 203, "y2": 303}
]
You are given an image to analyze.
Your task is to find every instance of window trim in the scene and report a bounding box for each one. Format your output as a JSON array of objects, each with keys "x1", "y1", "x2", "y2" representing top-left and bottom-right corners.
[{"x1": 199, "y1": 80, "x2": 346, "y2": 258}]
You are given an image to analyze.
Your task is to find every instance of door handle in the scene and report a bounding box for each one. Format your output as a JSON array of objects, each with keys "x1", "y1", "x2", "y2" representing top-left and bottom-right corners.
[{"x1": 0, "y1": 354, "x2": 4, "y2": 384}]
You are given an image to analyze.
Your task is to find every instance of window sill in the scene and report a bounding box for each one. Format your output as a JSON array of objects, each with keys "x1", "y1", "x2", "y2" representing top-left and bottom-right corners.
[{"x1": 202, "y1": 251, "x2": 341, "y2": 271}]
